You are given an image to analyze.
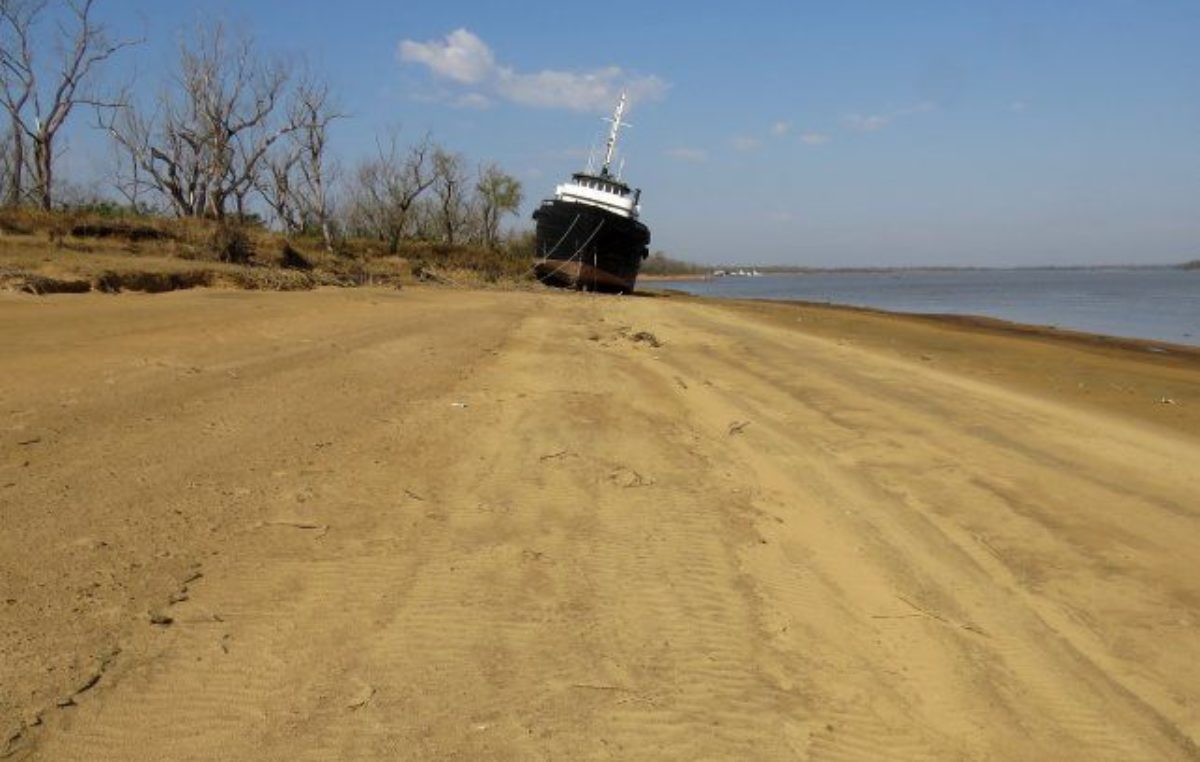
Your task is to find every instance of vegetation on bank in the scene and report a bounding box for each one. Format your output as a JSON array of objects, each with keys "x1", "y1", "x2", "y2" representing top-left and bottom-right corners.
[
  {"x1": 1181, "y1": 260, "x2": 1200, "y2": 270},
  {"x1": 1, "y1": 3, "x2": 526, "y2": 261},
  {"x1": 0, "y1": 207, "x2": 536, "y2": 295}
]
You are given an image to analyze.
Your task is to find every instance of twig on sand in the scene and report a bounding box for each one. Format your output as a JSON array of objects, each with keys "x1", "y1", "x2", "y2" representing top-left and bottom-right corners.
[
  {"x1": 892, "y1": 595, "x2": 988, "y2": 637},
  {"x1": 255, "y1": 520, "x2": 329, "y2": 537},
  {"x1": 539, "y1": 450, "x2": 576, "y2": 462},
  {"x1": 404, "y1": 489, "x2": 425, "y2": 502},
  {"x1": 895, "y1": 595, "x2": 951, "y2": 625},
  {"x1": 728, "y1": 420, "x2": 751, "y2": 436}
]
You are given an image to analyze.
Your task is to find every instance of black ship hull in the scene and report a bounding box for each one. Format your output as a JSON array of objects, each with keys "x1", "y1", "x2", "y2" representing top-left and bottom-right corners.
[{"x1": 532, "y1": 200, "x2": 650, "y2": 294}]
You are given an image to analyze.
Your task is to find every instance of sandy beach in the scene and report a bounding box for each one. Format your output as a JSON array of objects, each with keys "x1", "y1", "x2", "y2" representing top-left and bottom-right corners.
[{"x1": 2, "y1": 286, "x2": 1199, "y2": 760}]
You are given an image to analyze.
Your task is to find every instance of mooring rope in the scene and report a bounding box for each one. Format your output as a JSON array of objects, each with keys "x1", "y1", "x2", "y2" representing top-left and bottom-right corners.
[
  {"x1": 517, "y1": 212, "x2": 582, "y2": 280},
  {"x1": 535, "y1": 218, "x2": 606, "y2": 286},
  {"x1": 541, "y1": 212, "x2": 582, "y2": 260}
]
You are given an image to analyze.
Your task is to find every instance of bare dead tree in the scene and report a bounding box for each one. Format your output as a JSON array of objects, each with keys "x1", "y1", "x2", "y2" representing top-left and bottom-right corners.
[
  {"x1": 407, "y1": 193, "x2": 438, "y2": 240},
  {"x1": 103, "y1": 21, "x2": 295, "y2": 221},
  {"x1": 276, "y1": 77, "x2": 342, "y2": 249},
  {"x1": 431, "y1": 147, "x2": 466, "y2": 245},
  {"x1": 103, "y1": 95, "x2": 205, "y2": 217},
  {"x1": 474, "y1": 162, "x2": 522, "y2": 249},
  {"x1": 257, "y1": 141, "x2": 302, "y2": 232},
  {"x1": 346, "y1": 132, "x2": 435, "y2": 253},
  {"x1": 0, "y1": 0, "x2": 43, "y2": 206},
  {"x1": 106, "y1": 135, "x2": 145, "y2": 210},
  {"x1": 0, "y1": 0, "x2": 138, "y2": 209},
  {"x1": 0, "y1": 123, "x2": 12, "y2": 202}
]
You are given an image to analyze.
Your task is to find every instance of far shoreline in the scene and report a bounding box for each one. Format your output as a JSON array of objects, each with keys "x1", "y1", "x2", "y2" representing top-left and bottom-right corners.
[
  {"x1": 643, "y1": 263, "x2": 1193, "y2": 277},
  {"x1": 639, "y1": 289, "x2": 1199, "y2": 437},
  {"x1": 637, "y1": 273, "x2": 712, "y2": 282},
  {"x1": 637, "y1": 268, "x2": 1198, "y2": 350},
  {"x1": 641, "y1": 287, "x2": 1200, "y2": 357}
]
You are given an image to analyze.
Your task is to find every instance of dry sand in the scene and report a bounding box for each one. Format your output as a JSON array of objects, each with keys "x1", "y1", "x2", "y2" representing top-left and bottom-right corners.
[{"x1": 2, "y1": 286, "x2": 1198, "y2": 760}]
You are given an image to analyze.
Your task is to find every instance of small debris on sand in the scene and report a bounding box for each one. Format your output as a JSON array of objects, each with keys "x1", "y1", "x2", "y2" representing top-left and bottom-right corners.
[
  {"x1": 630, "y1": 331, "x2": 662, "y2": 348},
  {"x1": 608, "y1": 467, "x2": 652, "y2": 489},
  {"x1": 346, "y1": 683, "x2": 376, "y2": 711}
]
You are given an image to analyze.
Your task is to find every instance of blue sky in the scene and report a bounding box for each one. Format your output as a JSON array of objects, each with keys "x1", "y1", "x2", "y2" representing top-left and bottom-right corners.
[{"x1": 59, "y1": 1, "x2": 1200, "y2": 266}]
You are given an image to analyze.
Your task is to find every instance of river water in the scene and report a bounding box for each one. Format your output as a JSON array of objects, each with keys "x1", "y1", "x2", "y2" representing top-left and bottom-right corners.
[{"x1": 660, "y1": 268, "x2": 1200, "y2": 346}]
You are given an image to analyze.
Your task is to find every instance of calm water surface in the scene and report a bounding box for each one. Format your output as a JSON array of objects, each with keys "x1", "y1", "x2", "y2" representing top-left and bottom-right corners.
[{"x1": 662, "y1": 269, "x2": 1200, "y2": 346}]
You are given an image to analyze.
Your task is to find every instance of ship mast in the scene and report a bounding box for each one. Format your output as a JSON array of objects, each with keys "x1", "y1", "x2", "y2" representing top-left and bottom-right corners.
[{"x1": 600, "y1": 92, "x2": 628, "y2": 176}]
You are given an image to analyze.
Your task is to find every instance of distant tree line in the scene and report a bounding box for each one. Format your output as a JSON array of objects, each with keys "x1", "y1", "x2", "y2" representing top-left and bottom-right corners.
[
  {"x1": 0, "y1": 2, "x2": 524, "y2": 251},
  {"x1": 640, "y1": 250, "x2": 707, "y2": 276}
]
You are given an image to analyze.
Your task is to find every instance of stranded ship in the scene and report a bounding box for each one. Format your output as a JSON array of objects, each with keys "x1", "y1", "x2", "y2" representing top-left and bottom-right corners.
[{"x1": 532, "y1": 93, "x2": 651, "y2": 294}]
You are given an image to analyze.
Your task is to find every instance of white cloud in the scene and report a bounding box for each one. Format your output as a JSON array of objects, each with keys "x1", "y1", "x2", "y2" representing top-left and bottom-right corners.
[
  {"x1": 731, "y1": 124, "x2": 828, "y2": 154},
  {"x1": 666, "y1": 147, "x2": 708, "y2": 163},
  {"x1": 843, "y1": 113, "x2": 891, "y2": 132},
  {"x1": 843, "y1": 101, "x2": 935, "y2": 133},
  {"x1": 732, "y1": 136, "x2": 762, "y2": 152},
  {"x1": 398, "y1": 28, "x2": 496, "y2": 85},
  {"x1": 495, "y1": 66, "x2": 666, "y2": 112},
  {"x1": 399, "y1": 28, "x2": 667, "y2": 113}
]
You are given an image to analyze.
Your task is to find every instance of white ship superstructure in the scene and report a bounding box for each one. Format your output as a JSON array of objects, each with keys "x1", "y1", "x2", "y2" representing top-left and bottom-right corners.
[{"x1": 552, "y1": 93, "x2": 641, "y2": 219}]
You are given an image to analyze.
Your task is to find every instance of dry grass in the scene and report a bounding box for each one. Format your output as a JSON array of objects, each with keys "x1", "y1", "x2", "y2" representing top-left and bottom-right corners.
[{"x1": 0, "y1": 209, "x2": 535, "y2": 295}]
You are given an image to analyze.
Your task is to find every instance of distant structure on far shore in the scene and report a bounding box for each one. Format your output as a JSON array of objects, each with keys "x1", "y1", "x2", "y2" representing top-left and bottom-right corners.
[{"x1": 712, "y1": 269, "x2": 763, "y2": 277}]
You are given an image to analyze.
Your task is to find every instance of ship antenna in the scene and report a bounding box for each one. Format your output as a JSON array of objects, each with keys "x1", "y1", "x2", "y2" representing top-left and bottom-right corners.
[{"x1": 601, "y1": 92, "x2": 629, "y2": 176}]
